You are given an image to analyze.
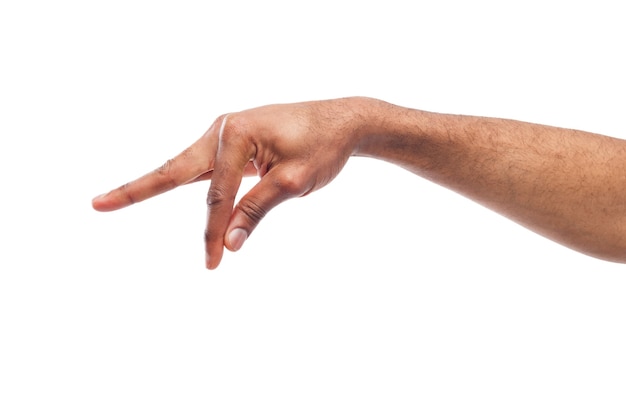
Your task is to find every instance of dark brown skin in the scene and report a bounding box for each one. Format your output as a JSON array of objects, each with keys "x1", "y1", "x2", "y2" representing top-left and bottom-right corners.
[{"x1": 92, "y1": 97, "x2": 626, "y2": 269}]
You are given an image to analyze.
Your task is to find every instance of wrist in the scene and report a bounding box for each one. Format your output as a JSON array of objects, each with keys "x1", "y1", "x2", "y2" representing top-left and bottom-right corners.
[
  {"x1": 351, "y1": 99, "x2": 435, "y2": 157},
  {"x1": 349, "y1": 97, "x2": 397, "y2": 157}
]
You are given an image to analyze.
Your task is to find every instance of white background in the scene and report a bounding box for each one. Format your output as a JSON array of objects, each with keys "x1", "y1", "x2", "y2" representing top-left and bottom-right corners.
[{"x1": 1, "y1": 1, "x2": 626, "y2": 415}]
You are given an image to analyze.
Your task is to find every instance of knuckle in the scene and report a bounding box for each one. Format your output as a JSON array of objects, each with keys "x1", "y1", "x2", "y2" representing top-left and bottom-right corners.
[
  {"x1": 274, "y1": 169, "x2": 309, "y2": 197},
  {"x1": 155, "y1": 158, "x2": 179, "y2": 188},
  {"x1": 213, "y1": 113, "x2": 229, "y2": 127},
  {"x1": 218, "y1": 113, "x2": 250, "y2": 145},
  {"x1": 206, "y1": 184, "x2": 230, "y2": 207},
  {"x1": 209, "y1": 113, "x2": 228, "y2": 131},
  {"x1": 119, "y1": 182, "x2": 136, "y2": 205},
  {"x1": 236, "y1": 198, "x2": 268, "y2": 224}
]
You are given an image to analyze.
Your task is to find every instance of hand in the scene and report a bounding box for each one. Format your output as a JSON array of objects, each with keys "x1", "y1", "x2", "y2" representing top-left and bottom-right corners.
[{"x1": 92, "y1": 97, "x2": 373, "y2": 269}]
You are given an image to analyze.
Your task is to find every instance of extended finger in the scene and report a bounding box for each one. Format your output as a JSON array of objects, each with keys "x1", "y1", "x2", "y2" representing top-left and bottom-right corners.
[
  {"x1": 204, "y1": 116, "x2": 256, "y2": 269},
  {"x1": 91, "y1": 144, "x2": 210, "y2": 211},
  {"x1": 91, "y1": 115, "x2": 229, "y2": 212}
]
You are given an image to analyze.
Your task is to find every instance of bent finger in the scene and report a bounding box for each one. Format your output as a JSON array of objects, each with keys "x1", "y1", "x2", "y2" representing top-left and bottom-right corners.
[{"x1": 225, "y1": 167, "x2": 312, "y2": 252}]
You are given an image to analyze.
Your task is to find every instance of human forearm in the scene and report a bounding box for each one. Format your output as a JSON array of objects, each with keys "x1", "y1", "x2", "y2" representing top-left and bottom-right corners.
[{"x1": 355, "y1": 100, "x2": 626, "y2": 262}]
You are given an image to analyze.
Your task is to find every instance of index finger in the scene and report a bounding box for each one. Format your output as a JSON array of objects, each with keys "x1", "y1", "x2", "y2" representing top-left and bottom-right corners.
[{"x1": 92, "y1": 137, "x2": 215, "y2": 212}]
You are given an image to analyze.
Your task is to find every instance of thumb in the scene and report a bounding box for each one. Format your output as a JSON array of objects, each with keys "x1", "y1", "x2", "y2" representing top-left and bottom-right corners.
[{"x1": 225, "y1": 168, "x2": 310, "y2": 252}]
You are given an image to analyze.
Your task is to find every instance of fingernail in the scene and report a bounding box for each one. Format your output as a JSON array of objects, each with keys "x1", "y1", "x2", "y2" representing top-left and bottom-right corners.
[
  {"x1": 92, "y1": 193, "x2": 107, "y2": 202},
  {"x1": 228, "y1": 228, "x2": 247, "y2": 252}
]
